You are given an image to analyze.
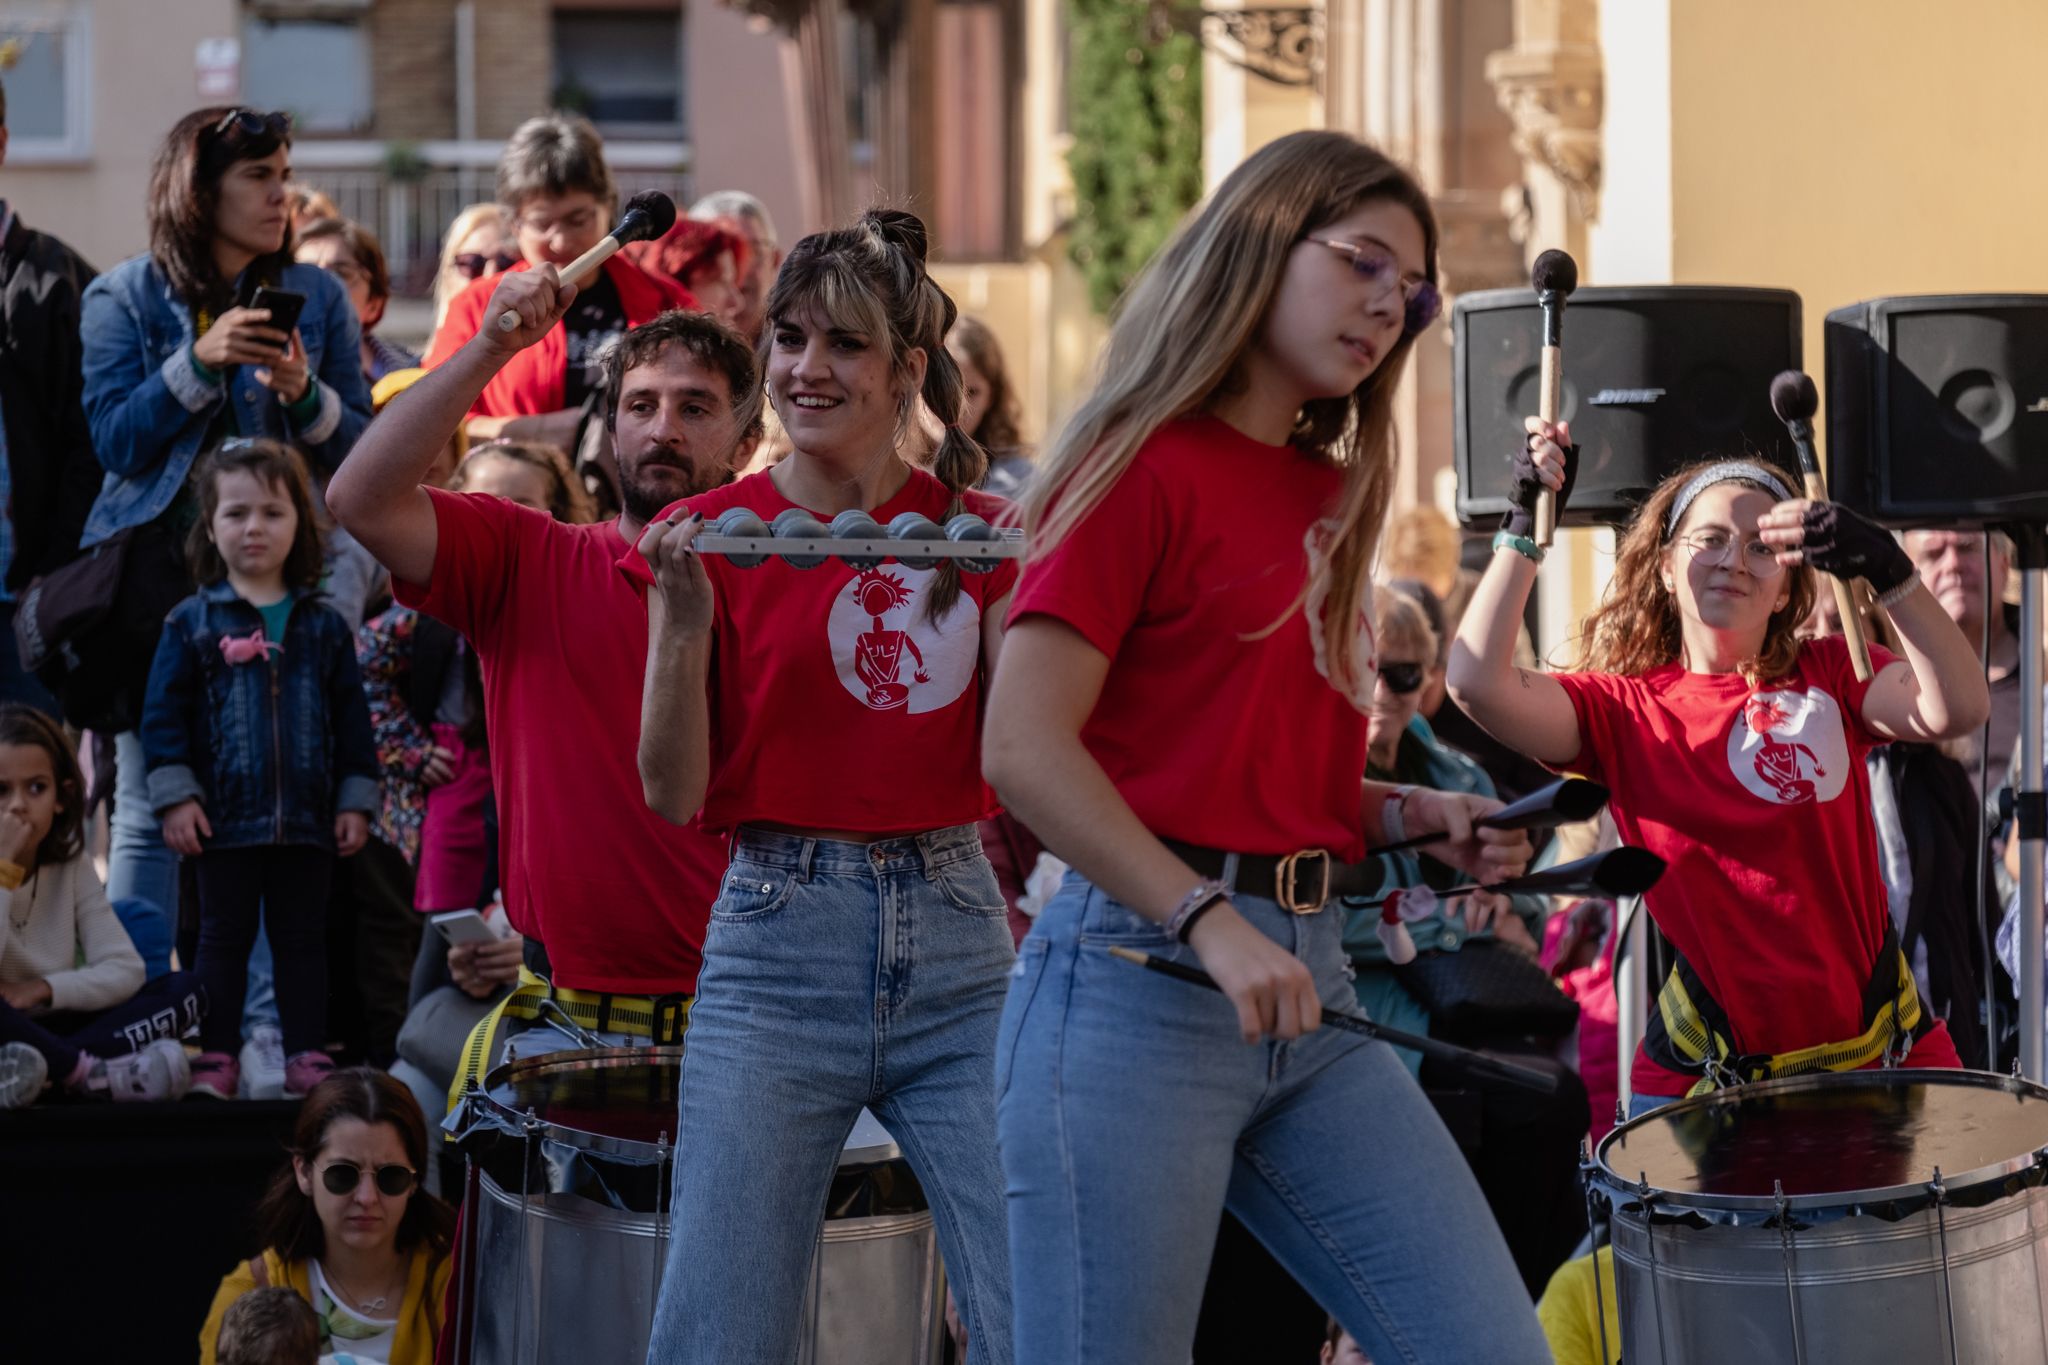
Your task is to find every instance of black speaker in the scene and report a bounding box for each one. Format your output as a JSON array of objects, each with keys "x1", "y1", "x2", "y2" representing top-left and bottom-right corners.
[
  {"x1": 1825, "y1": 294, "x2": 2048, "y2": 527},
  {"x1": 1454, "y1": 286, "x2": 1802, "y2": 528}
]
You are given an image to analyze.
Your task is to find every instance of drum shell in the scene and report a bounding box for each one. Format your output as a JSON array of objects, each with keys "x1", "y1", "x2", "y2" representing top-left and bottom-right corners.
[
  {"x1": 1607, "y1": 1188, "x2": 2048, "y2": 1364},
  {"x1": 455, "y1": 1047, "x2": 947, "y2": 1365}
]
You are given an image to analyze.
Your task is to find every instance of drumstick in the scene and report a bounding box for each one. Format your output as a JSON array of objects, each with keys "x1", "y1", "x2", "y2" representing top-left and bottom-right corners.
[
  {"x1": 494, "y1": 190, "x2": 678, "y2": 333},
  {"x1": 1365, "y1": 777, "x2": 1609, "y2": 857},
  {"x1": 1531, "y1": 250, "x2": 1578, "y2": 547},
  {"x1": 1351, "y1": 847, "x2": 1667, "y2": 909},
  {"x1": 1771, "y1": 370, "x2": 1872, "y2": 681},
  {"x1": 1105, "y1": 946, "x2": 1559, "y2": 1093}
]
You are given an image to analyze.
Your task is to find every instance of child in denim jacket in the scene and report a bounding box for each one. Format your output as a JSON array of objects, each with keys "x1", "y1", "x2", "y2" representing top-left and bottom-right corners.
[{"x1": 142, "y1": 438, "x2": 377, "y2": 1098}]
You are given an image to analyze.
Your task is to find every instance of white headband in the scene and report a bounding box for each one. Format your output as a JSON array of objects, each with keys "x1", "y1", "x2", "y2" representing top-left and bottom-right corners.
[{"x1": 1665, "y1": 461, "x2": 1795, "y2": 534}]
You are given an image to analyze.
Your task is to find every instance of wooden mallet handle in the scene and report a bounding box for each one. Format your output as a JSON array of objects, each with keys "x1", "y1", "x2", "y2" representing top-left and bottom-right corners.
[
  {"x1": 1802, "y1": 470, "x2": 1874, "y2": 681},
  {"x1": 1771, "y1": 369, "x2": 1872, "y2": 681},
  {"x1": 1529, "y1": 251, "x2": 1577, "y2": 549},
  {"x1": 494, "y1": 238, "x2": 620, "y2": 333},
  {"x1": 1535, "y1": 345, "x2": 1561, "y2": 545}
]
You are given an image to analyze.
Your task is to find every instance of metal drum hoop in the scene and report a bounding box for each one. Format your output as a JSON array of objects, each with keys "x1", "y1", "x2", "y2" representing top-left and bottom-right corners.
[{"x1": 1589, "y1": 1068, "x2": 2048, "y2": 1225}]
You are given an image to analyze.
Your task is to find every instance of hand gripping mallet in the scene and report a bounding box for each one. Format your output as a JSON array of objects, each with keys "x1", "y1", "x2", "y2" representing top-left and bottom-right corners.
[
  {"x1": 495, "y1": 190, "x2": 678, "y2": 333},
  {"x1": 1771, "y1": 370, "x2": 1873, "y2": 682},
  {"x1": 1530, "y1": 249, "x2": 1578, "y2": 546}
]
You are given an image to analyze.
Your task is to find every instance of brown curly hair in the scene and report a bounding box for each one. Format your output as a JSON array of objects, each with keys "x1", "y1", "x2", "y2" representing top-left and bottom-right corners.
[{"x1": 1572, "y1": 460, "x2": 1815, "y2": 690}]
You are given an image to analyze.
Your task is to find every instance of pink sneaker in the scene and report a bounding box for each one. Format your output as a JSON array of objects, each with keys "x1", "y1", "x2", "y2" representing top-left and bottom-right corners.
[
  {"x1": 189, "y1": 1051, "x2": 240, "y2": 1100},
  {"x1": 283, "y1": 1050, "x2": 336, "y2": 1098}
]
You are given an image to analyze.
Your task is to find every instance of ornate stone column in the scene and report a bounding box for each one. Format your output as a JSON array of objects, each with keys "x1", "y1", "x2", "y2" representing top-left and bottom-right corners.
[{"x1": 1484, "y1": 0, "x2": 1601, "y2": 267}]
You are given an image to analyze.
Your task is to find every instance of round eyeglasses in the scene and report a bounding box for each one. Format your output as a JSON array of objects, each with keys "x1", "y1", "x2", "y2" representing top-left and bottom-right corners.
[{"x1": 1303, "y1": 237, "x2": 1442, "y2": 336}]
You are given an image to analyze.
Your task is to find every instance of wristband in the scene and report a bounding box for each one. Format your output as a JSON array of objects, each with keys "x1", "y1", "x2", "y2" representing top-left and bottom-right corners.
[
  {"x1": 189, "y1": 348, "x2": 223, "y2": 386},
  {"x1": 0, "y1": 860, "x2": 25, "y2": 891},
  {"x1": 1163, "y1": 878, "x2": 1231, "y2": 942},
  {"x1": 1381, "y1": 785, "x2": 1419, "y2": 845},
  {"x1": 284, "y1": 380, "x2": 323, "y2": 421},
  {"x1": 1875, "y1": 575, "x2": 1921, "y2": 611},
  {"x1": 1176, "y1": 892, "x2": 1227, "y2": 944},
  {"x1": 1492, "y1": 530, "x2": 1545, "y2": 564}
]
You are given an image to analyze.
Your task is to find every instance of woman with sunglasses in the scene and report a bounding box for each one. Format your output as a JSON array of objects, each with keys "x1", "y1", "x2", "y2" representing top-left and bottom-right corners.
[
  {"x1": 198, "y1": 1068, "x2": 454, "y2": 1365},
  {"x1": 430, "y1": 203, "x2": 514, "y2": 335},
  {"x1": 1448, "y1": 433, "x2": 1987, "y2": 1118},
  {"x1": 80, "y1": 106, "x2": 372, "y2": 962},
  {"x1": 982, "y1": 131, "x2": 1550, "y2": 1364}
]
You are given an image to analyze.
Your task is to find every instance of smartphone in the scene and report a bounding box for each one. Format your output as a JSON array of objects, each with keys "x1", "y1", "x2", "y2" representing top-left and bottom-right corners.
[
  {"x1": 247, "y1": 286, "x2": 306, "y2": 347},
  {"x1": 431, "y1": 908, "x2": 500, "y2": 947}
]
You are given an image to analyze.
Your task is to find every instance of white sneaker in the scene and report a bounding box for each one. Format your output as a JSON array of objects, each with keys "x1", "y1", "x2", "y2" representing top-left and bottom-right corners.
[
  {"x1": 239, "y1": 1024, "x2": 287, "y2": 1100},
  {"x1": 0, "y1": 1042, "x2": 47, "y2": 1108},
  {"x1": 98, "y1": 1039, "x2": 193, "y2": 1102}
]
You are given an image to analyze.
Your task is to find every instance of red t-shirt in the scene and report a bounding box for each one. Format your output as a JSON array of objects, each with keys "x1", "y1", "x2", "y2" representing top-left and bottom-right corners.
[
  {"x1": 618, "y1": 467, "x2": 1017, "y2": 833},
  {"x1": 1555, "y1": 635, "x2": 1955, "y2": 1095},
  {"x1": 1007, "y1": 415, "x2": 1376, "y2": 860},
  {"x1": 395, "y1": 488, "x2": 726, "y2": 994}
]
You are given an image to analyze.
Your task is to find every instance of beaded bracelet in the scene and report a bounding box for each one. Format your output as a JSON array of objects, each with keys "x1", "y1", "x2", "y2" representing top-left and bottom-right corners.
[{"x1": 1164, "y1": 878, "x2": 1232, "y2": 942}]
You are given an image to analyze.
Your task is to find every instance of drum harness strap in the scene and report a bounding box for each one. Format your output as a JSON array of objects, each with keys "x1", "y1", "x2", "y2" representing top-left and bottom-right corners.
[
  {"x1": 445, "y1": 966, "x2": 694, "y2": 1119},
  {"x1": 1644, "y1": 922, "x2": 1929, "y2": 1098}
]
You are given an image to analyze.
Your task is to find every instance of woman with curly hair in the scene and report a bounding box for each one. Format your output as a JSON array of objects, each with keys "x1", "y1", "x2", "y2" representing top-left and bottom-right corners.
[{"x1": 1448, "y1": 422, "x2": 1989, "y2": 1115}]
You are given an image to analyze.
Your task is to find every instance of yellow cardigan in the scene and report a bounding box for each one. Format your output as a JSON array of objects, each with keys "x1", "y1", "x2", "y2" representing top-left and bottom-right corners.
[{"x1": 198, "y1": 1243, "x2": 452, "y2": 1365}]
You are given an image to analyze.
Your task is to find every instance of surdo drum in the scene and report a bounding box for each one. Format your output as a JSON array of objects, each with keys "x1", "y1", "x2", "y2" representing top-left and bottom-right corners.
[
  {"x1": 451, "y1": 1047, "x2": 947, "y2": 1364},
  {"x1": 1588, "y1": 1070, "x2": 2048, "y2": 1364}
]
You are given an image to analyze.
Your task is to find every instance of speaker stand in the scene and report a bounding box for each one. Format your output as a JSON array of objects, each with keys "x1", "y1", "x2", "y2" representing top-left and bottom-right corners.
[{"x1": 2001, "y1": 523, "x2": 2047, "y2": 1080}]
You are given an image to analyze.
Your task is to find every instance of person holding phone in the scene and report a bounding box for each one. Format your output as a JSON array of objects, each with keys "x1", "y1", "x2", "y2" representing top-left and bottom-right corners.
[{"x1": 78, "y1": 106, "x2": 372, "y2": 987}]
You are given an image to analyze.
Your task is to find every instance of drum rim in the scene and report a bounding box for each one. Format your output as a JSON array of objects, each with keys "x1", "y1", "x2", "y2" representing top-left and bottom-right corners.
[
  {"x1": 465, "y1": 1045, "x2": 907, "y2": 1165},
  {"x1": 1591, "y1": 1068, "x2": 2048, "y2": 1214}
]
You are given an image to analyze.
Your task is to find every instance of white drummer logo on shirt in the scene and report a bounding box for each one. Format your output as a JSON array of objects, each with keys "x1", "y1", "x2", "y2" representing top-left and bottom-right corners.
[
  {"x1": 1725, "y1": 687, "x2": 1851, "y2": 806},
  {"x1": 828, "y1": 567, "x2": 979, "y2": 714}
]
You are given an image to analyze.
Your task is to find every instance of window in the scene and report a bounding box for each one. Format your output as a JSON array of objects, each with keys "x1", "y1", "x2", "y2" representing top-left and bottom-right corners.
[
  {"x1": 0, "y1": 2, "x2": 93, "y2": 162},
  {"x1": 553, "y1": 9, "x2": 685, "y2": 134},
  {"x1": 241, "y1": 11, "x2": 373, "y2": 134}
]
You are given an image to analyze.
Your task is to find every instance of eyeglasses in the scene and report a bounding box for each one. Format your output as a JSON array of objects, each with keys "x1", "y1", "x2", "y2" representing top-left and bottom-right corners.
[
  {"x1": 454, "y1": 250, "x2": 519, "y2": 281},
  {"x1": 211, "y1": 108, "x2": 292, "y2": 147},
  {"x1": 1377, "y1": 661, "x2": 1426, "y2": 695},
  {"x1": 1674, "y1": 528, "x2": 1785, "y2": 577},
  {"x1": 516, "y1": 207, "x2": 601, "y2": 240},
  {"x1": 318, "y1": 1160, "x2": 418, "y2": 1198},
  {"x1": 1303, "y1": 237, "x2": 1443, "y2": 336}
]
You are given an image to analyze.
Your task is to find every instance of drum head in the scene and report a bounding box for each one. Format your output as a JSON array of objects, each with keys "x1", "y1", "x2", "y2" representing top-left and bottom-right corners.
[
  {"x1": 486, "y1": 1045, "x2": 686, "y2": 1157},
  {"x1": 1597, "y1": 1069, "x2": 2048, "y2": 1214}
]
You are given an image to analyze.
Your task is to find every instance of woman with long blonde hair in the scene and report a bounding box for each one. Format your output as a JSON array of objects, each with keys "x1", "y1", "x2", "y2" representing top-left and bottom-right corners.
[
  {"x1": 430, "y1": 203, "x2": 513, "y2": 333},
  {"x1": 1448, "y1": 423, "x2": 1988, "y2": 1120},
  {"x1": 982, "y1": 130, "x2": 1549, "y2": 1363}
]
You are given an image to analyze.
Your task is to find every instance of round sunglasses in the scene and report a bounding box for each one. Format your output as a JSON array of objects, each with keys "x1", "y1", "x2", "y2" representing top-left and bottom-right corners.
[
  {"x1": 317, "y1": 1159, "x2": 418, "y2": 1198},
  {"x1": 454, "y1": 250, "x2": 520, "y2": 281},
  {"x1": 1377, "y1": 661, "x2": 1426, "y2": 695}
]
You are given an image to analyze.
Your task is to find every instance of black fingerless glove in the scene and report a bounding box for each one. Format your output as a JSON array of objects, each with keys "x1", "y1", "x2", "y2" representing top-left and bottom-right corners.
[
  {"x1": 1501, "y1": 438, "x2": 1578, "y2": 539},
  {"x1": 1799, "y1": 502, "x2": 1913, "y2": 593}
]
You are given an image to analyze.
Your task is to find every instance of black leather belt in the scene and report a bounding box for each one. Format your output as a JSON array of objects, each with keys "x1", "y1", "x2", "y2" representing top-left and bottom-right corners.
[{"x1": 1160, "y1": 839, "x2": 1385, "y2": 913}]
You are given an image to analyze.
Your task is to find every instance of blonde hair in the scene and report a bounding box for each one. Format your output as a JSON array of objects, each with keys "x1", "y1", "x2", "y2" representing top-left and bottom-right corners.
[
  {"x1": 433, "y1": 202, "x2": 510, "y2": 330},
  {"x1": 1384, "y1": 505, "x2": 1461, "y2": 598},
  {"x1": 1573, "y1": 460, "x2": 1816, "y2": 689},
  {"x1": 1018, "y1": 131, "x2": 1438, "y2": 696},
  {"x1": 1376, "y1": 587, "x2": 1438, "y2": 666}
]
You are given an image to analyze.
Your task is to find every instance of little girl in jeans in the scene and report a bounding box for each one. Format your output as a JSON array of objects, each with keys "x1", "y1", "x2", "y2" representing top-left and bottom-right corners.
[
  {"x1": 0, "y1": 705, "x2": 202, "y2": 1105},
  {"x1": 142, "y1": 438, "x2": 378, "y2": 1099}
]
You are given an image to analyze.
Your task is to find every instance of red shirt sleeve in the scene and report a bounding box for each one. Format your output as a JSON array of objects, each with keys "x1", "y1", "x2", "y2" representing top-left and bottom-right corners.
[
  {"x1": 1548, "y1": 669, "x2": 1627, "y2": 783},
  {"x1": 1006, "y1": 462, "x2": 1167, "y2": 658},
  {"x1": 392, "y1": 487, "x2": 534, "y2": 648}
]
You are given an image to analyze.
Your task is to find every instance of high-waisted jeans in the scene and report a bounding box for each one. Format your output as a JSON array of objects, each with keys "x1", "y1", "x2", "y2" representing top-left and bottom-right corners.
[
  {"x1": 997, "y1": 871, "x2": 1553, "y2": 1365},
  {"x1": 646, "y1": 823, "x2": 1017, "y2": 1365}
]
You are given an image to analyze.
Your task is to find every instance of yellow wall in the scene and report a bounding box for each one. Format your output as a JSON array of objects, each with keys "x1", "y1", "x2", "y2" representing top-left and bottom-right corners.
[{"x1": 1667, "y1": 0, "x2": 2048, "y2": 376}]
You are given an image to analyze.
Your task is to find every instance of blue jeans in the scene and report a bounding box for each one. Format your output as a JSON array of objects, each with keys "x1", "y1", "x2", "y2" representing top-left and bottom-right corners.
[
  {"x1": 109, "y1": 730, "x2": 177, "y2": 920},
  {"x1": 110, "y1": 896, "x2": 172, "y2": 980},
  {"x1": 1626, "y1": 1089, "x2": 1680, "y2": 1121},
  {"x1": 997, "y1": 872, "x2": 1552, "y2": 1365},
  {"x1": 647, "y1": 824, "x2": 1016, "y2": 1365}
]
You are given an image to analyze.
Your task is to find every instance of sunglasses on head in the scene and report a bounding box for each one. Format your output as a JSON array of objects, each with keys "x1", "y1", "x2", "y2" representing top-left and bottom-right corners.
[
  {"x1": 454, "y1": 250, "x2": 520, "y2": 281},
  {"x1": 1377, "y1": 661, "x2": 1425, "y2": 695},
  {"x1": 318, "y1": 1160, "x2": 417, "y2": 1198},
  {"x1": 212, "y1": 108, "x2": 292, "y2": 146}
]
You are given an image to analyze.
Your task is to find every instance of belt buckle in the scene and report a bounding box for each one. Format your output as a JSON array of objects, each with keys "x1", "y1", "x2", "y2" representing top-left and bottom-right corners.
[{"x1": 1275, "y1": 849, "x2": 1331, "y2": 915}]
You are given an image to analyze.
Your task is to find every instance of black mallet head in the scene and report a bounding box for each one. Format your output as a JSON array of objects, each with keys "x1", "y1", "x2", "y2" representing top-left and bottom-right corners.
[
  {"x1": 1531, "y1": 249, "x2": 1579, "y2": 299},
  {"x1": 1770, "y1": 369, "x2": 1820, "y2": 426},
  {"x1": 613, "y1": 190, "x2": 678, "y2": 247}
]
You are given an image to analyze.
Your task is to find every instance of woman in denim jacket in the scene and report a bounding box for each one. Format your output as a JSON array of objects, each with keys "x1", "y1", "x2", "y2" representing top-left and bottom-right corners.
[
  {"x1": 141, "y1": 440, "x2": 377, "y2": 1099},
  {"x1": 79, "y1": 107, "x2": 371, "y2": 937}
]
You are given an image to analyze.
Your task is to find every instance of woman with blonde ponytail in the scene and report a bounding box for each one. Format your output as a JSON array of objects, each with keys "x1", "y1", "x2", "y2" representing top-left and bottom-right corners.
[
  {"x1": 1448, "y1": 425, "x2": 1987, "y2": 1120},
  {"x1": 627, "y1": 209, "x2": 1017, "y2": 1364},
  {"x1": 982, "y1": 131, "x2": 1549, "y2": 1363}
]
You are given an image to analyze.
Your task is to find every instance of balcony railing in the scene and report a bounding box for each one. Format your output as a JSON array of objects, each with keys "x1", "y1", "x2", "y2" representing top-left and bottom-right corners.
[{"x1": 290, "y1": 145, "x2": 693, "y2": 297}]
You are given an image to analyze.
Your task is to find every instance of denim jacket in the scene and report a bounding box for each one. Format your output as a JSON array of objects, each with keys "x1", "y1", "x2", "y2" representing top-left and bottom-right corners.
[
  {"x1": 78, "y1": 255, "x2": 372, "y2": 547},
  {"x1": 140, "y1": 581, "x2": 379, "y2": 852}
]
